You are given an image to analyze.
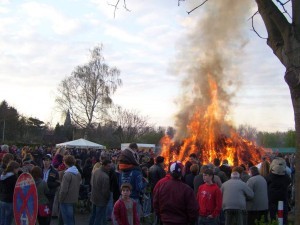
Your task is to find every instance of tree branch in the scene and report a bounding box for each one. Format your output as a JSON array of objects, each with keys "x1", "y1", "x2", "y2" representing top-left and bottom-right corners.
[
  {"x1": 187, "y1": 0, "x2": 210, "y2": 14},
  {"x1": 108, "y1": 0, "x2": 131, "y2": 18},
  {"x1": 249, "y1": 11, "x2": 268, "y2": 39}
]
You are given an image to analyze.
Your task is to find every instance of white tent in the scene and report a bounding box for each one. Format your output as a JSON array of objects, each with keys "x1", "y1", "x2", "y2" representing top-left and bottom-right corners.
[{"x1": 56, "y1": 138, "x2": 106, "y2": 149}]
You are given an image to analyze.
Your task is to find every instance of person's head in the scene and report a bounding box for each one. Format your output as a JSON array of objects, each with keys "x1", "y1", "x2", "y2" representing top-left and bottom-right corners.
[
  {"x1": 42, "y1": 154, "x2": 52, "y2": 168},
  {"x1": 129, "y1": 143, "x2": 138, "y2": 151},
  {"x1": 120, "y1": 183, "x2": 132, "y2": 199},
  {"x1": 231, "y1": 171, "x2": 240, "y2": 179},
  {"x1": 155, "y1": 156, "x2": 164, "y2": 165},
  {"x1": 169, "y1": 161, "x2": 183, "y2": 179},
  {"x1": 232, "y1": 166, "x2": 244, "y2": 175},
  {"x1": 249, "y1": 166, "x2": 259, "y2": 177},
  {"x1": 31, "y1": 166, "x2": 42, "y2": 180},
  {"x1": 190, "y1": 164, "x2": 199, "y2": 175},
  {"x1": 222, "y1": 159, "x2": 229, "y2": 165},
  {"x1": 101, "y1": 159, "x2": 111, "y2": 172},
  {"x1": 4, "y1": 161, "x2": 20, "y2": 175},
  {"x1": 2, "y1": 153, "x2": 14, "y2": 166},
  {"x1": 1, "y1": 144, "x2": 9, "y2": 153},
  {"x1": 203, "y1": 168, "x2": 214, "y2": 184},
  {"x1": 213, "y1": 158, "x2": 221, "y2": 167},
  {"x1": 63, "y1": 155, "x2": 76, "y2": 168},
  {"x1": 200, "y1": 165, "x2": 209, "y2": 174},
  {"x1": 189, "y1": 153, "x2": 198, "y2": 164}
]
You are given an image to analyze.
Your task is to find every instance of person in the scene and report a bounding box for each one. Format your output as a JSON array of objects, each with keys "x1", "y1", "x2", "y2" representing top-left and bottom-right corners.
[
  {"x1": 0, "y1": 161, "x2": 20, "y2": 225},
  {"x1": 267, "y1": 157, "x2": 291, "y2": 225},
  {"x1": 153, "y1": 161, "x2": 199, "y2": 225},
  {"x1": 259, "y1": 160, "x2": 270, "y2": 180},
  {"x1": 183, "y1": 153, "x2": 200, "y2": 176},
  {"x1": 31, "y1": 166, "x2": 51, "y2": 225},
  {"x1": 232, "y1": 166, "x2": 250, "y2": 183},
  {"x1": 148, "y1": 156, "x2": 166, "y2": 191},
  {"x1": 0, "y1": 153, "x2": 14, "y2": 175},
  {"x1": 246, "y1": 166, "x2": 268, "y2": 225},
  {"x1": 42, "y1": 154, "x2": 60, "y2": 212},
  {"x1": 194, "y1": 165, "x2": 222, "y2": 196},
  {"x1": 89, "y1": 159, "x2": 111, "y2": 225},
  {"x1": 197, "y1": 168, "x2": 222, "y2": 225},
  {"x1": 221, "y1": 171, "x2": 254, "y2": 225},
  {"x1": 212, "y1": 158, "x2": 228, "y2": 183},
  {"x1": 52, "y1": 148, "x2": 66, "y2": 169},
  {"x1": 58, "y1": 155, "x2": 81, "y2": 225},
  {"x1": 219, "y1": 159, "x2": 232, "y2": 179},
  {"x1": 184, "y1": 164, "x2": 199, "y2": 189},
  {"x1": 118, "y1": 144, "x2": 145, "y2": 219},
  {"x1": 112, "y1": 183, "x2": 140, "y2": 225}
]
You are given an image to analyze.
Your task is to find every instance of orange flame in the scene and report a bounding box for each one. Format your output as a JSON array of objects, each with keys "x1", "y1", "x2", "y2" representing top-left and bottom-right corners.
[{"x1": 160, "y1": 75, "x2": 264, "y2": 168}]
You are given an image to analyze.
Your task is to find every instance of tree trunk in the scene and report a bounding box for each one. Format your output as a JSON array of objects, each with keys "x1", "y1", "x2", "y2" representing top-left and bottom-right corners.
[{"x1": 255, "y1": 0, "x2": 300, "y2": 224}]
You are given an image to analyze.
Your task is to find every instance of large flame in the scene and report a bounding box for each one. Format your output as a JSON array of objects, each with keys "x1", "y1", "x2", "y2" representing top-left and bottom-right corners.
[{"x1": 160, "y1": 75, "x2": 264, "y2": 167}]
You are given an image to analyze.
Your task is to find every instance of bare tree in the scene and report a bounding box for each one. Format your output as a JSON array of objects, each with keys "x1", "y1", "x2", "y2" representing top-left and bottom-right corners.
[
  {"x1": 110, "y1": 106, "x2": 150, "y2": 143},
  {"x1": 237, "y1": 124, "x2": 258, "y2": 142},
  {"x1": 56, "y1": 45, "x2": 122, "y2": 131}
]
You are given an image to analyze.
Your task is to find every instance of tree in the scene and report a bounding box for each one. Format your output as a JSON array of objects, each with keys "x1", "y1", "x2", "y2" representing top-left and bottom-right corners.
[
  {"x1": 110, "y1": 106, "x2": 150, "y2": 143},
  {"x1": 254, "y1": 0, "x2": 300, "y2": 222},
  {"x1": 55, "y1": 45, "x2": 122, "y2": 133}
]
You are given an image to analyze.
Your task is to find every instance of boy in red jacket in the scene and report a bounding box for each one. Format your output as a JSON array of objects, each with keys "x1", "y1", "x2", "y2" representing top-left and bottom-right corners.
[
  {"x1": 197, "y1": 168, "x2": 222, "y2": 225},
  {"x1": 112, "y1": 183, "x2": 140, "y2": 225}
]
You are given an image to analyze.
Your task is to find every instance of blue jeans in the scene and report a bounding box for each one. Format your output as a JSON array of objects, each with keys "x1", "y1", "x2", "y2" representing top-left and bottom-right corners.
[
  {"x1": 0, "y1": 201, "x2": 13, "y2": 225},
  {"x1": 60, "y1": 203, "x2": 75, "y2": 225},
  {"x1": 89, "y1": 204, "x2": 107, "y2": 225},
  {"x1": 106, "y1": 192, "x2": 113, "y2": 220},
  {"x1": 198, "y1": 216, "x2": 219, "y2": 225}
]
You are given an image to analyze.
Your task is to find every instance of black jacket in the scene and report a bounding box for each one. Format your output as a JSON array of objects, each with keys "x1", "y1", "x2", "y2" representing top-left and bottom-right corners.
[
  {"x1": 0, "y1": 173, "x2": 18, "y2": 202},
  {"x1": 149, "y1": 164, "x2": 166, "y2": 190},
  {"x1": 266, "y1": 172, "x2": 291, "y2": 202},
  {"x1": 45, "y1": 165, "x2": 60, "y2": 198}
]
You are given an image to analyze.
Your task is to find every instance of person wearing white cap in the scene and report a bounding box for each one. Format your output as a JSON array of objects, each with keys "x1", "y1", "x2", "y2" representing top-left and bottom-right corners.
[{"x1": 153, "y1": 161, "x2": 198, "y2": 225}]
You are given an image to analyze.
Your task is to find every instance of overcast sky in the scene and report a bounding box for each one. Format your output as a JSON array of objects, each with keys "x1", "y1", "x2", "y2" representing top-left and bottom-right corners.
[{"x1": 0, "y1": 0, "x2": 294, "y2": 132}]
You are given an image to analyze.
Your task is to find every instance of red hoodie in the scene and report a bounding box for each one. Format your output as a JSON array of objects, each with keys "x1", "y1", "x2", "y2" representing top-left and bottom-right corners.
[
  {"x1": 152, "y1": 173, "x2": 171, "y2": 195},
  {"x1": 197, "y1": 183, "x2": 222, "y2": 218}
]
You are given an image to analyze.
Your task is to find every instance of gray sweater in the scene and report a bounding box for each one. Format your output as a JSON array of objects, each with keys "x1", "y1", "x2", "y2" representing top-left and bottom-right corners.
[
  {"x1": 90, "y1": 167, "x2": 110, "y2": 207},
  {"x1": 221, "y1": 178, "x2": 254, "y2": 210},
  {"x1": 59, "y1": 166, "x2": 82, "y2": 203},
  {"x1": 246, "y1": 175, "x2": 268, "y2": 211}
]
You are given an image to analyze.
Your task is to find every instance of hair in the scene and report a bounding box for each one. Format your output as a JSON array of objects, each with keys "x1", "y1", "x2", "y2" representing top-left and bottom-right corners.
[
  {"x1": 63, "y1": 155, "x2": 76, "y2": 167},
  {"x1": 1, "y1": 144, "x2": 9, "y2": 152},
  {"x1": 240, "y1": 164, "x2": 247, "y2": 171},
  {"x1": 170, "y1": 172, "x2": 181, "y2": 179},
  {"x1": 189, "y1": 153, "x2": 197, "y2": 158},
  {"x1": 249, "y1": 166, "x2": 259, "y2": 176},
  {"x1": 102, "y1": 159, "x2": 111, "y2": 166},
  {"x1": 232, "y1": 166, "x2": 244, "y2": 174},
  {"x1": 31, "y1": 166, "x2": 43, "y2": 179},
  {"x1": 200, "y1": 165, "x2": 209, "y2": 174},
  {"x1": 259, "y1": 160, "x2": 270, "y2": 179},
  {"x1": 222, "y1": 159, "x2": 229, "y2": 164},
  {"x1": 231, "y1": 171, "x2": 240, "y2": 179},
  {"x1": 92, "y1": 162, "x2": 101, "y2": 173},
  {"x1": 213, "y1": 158, "x2": 221, "y2": 167},
  {"x1": 55, "y1": 147, "x2": 65, "y2": 156},
  {"x1": 203, "y1": 168, "x2": 214, "y2": 176},
  {"x1": 129, "y1": 143, "x2": 138, "y2": 150},
  {"x1": 121, "y1": 182, "x2": 132, "y2": 191},
  {"x1": 190, "y1": 164, "x2": 199, "y2": 175},
  {"x1": 4, "y1": 161, "x2": 20, "y2": 175},
  {"x1": 2, "y1": 153, "x2": 14, "y2": 166}
]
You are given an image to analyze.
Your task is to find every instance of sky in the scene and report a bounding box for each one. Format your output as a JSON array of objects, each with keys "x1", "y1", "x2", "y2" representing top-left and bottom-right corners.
[{"x1": 0, "y1": 0, "x2": 295, "y2": 133}]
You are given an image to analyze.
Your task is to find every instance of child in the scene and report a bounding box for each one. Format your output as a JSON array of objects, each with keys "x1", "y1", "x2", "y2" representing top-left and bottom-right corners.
[{"x1": 112, "y1": 183, "x2": 140, "y2": 225}]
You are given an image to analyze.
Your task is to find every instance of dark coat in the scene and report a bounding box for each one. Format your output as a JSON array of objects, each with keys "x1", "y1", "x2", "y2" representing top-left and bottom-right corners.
[
  {"x1": 0, "y1": 173, "x2": 18, "y2": 202},
  {"x1": 148, "y1": 164, "x2": 166, "y2": 190},
  {"x1": 266, "y1": 172, "x2": 291, "y2": 203}
]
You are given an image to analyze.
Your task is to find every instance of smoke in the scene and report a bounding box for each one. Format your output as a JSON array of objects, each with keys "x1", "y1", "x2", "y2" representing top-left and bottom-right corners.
[{"x1": 172, "y1": 0, "x2": 252, "y2": 139}]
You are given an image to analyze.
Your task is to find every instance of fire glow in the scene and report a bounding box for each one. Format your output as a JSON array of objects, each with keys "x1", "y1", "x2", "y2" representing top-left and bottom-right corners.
[{"x1": 160, "y1": 75, "x2": 264, "y2": 167}]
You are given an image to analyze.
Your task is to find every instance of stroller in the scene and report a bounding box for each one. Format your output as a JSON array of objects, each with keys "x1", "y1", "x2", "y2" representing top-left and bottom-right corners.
[{"x1": 77, "y1": 184, "x2": 91, "y2": 214}]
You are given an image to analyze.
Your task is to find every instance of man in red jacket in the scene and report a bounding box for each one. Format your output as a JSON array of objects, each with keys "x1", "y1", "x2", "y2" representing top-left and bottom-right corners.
[
  {"x1": 153, "y1": 161, "x2": 199, "y2": 225},
  {"x1": 197, "y1": 168, "x2": 222, "y2": 225}
]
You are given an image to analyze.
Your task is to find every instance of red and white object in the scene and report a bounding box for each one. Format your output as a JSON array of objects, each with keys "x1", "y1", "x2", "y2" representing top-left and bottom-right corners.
[{"x1": 277, "y1": 201, "x2": 283, "y2": 225}]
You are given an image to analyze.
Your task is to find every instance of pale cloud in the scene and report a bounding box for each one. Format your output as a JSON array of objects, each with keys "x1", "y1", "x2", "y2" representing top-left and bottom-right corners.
[{"x1": 20, "y1": 2, "x2": 81, "y2": 35}]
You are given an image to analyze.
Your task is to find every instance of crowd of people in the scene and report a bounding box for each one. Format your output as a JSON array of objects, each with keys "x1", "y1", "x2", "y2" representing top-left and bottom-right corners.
[{"x1": 0, "y1": 143, "x2": 295, "y2": 225}]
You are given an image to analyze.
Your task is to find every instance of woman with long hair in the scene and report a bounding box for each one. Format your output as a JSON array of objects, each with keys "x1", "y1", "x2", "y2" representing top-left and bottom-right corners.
[
  {"x1": 259, "y1": 160, "x2": 270, "y2": 180},
  {"x1": 0, "y1": 161, "x2": 20, "y2": 225}
]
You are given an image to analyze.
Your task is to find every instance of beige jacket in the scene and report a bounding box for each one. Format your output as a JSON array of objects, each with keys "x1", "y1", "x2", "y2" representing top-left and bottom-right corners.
[{"x1": 59, "y1": 166, "x2": 81, "y2": 203}]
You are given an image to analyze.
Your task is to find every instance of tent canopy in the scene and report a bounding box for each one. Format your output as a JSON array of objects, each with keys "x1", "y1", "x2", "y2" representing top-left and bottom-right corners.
[{"x1": 56, "y1": 138, "x2": 106, "y2": 149}]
